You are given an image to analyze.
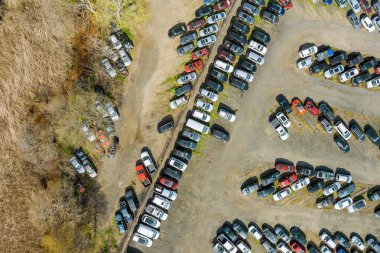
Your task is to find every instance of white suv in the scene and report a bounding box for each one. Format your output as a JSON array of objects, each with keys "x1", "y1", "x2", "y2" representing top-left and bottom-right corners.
[
  {"x1": 299, "y1": 44, "x2": 318, "y2": 58},
  {"x1": 248, "y1": 40, "x2": 268, "y2": 55},
  {"x1": 170, "y1": 96, "x2": 187, "y2": 109},
  {"x1": 200, "y1": 88, "x2": 218, "y2": 102},
  {"x1": 214, "y1": 59, "x2": 234, "y2": 73},
  {"x1": 234, "y1": 68, "x2": 254, "y2": 82},
  {"x1": 246, "y1": 51, "x2": 265, "y2": 65},
  {"x1": 192, "y1": 109, "x2": 211, "y2": 122},
  {"x1": 152, "y1": 194, "x2": 171, "y2": 210},
  {"x1": 136, "y1": 224, "x2": 160, "y2": 240},
  {"x1": 334, "y1": 121, "x2": 351, "y2": 140},
  {"x1": 195, "y1": 99, "x2": 213, "y2": 112}
]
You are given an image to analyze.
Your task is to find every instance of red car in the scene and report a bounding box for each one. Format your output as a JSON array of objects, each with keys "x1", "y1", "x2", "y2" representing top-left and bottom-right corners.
[
  {"x1": 159, "y1": 176, "x2": 178, "y2": 190},
  {"x1": 291, "y1": 99, "x2": 306, "y2": 115},
  {"x1": 359, "y1": 0, "x2": 372, "y2": 14},
  {"x1": 275, "y1": 163, "x2": 296, "y2": 173},
  {"x1": 304, "y1": 99, "x2": 319, "y2": 117},
  {"x1": 375, "y1": 66, "x2": 380, "y2": 75},
  {"x1": 184, "y1": 59, "x2": 204, "y2": 72},
  {"x1": 135, "y1": 165, "x2": 151, "y2": 187},
  {"x1": 218, "y1": 49, "x2": 236, "y2": 63},
  {"x1": 213, "y1": 0, "x2": 232, "y2": 11},
  {"x1": 187, "y1": 18, "x2": 206, "y2": 31},
  {"x1": 192, "y1": 47, "x2": 210, "y2": 60},
  {"x1": 290, "y1": 242, "x2": 305, "y2": 253},
  {"x1": 279, "y1": 173, "x2": 298, "y2": 188},
  {"x1": 278, "y1": 0, "x2": 293, "y2": 9}
]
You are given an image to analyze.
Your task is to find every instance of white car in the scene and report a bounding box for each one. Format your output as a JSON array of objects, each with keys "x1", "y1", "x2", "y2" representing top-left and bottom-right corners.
[
  {"x1": 101, "y1": 58, "x2": 116, "y2": 77},
  {"x1": 177, "y1": 72, "x2": 197, "y2": 84},
  {"x1": 81, "y1": 124, "x2": 96, "y2": 141},
  {"x1": 141, "y1": 151, "x2": 156, "y2": 174},
  {"x1": 351, "y1": 235, "x2": 366, "y2": 251},
  {"x1": 236, "y1": 240, "x2": 251, "y2": 253},
  {"x1": 361, "y1": 14, "x2": 375, "y2": 32},
  {"x1": 195, "y1": 99, "x2": 213, "y2": 112},
  {"x1": 273, "y1": 187, "x2": 292, "y2": 201},
  {"x1": 248, "y1": 40, "x2": 268, "y2": 55},
  {"x1": 207, "y1": 11, "x2": 227, "y2": 24},
  {"x1": 274, "y1": 124, "x2": 289, "y2": 141},
  {"x1": 213, "y1": 243, "x2": 227, "y2": 253},
  {"x1": 291, "y1": 177, "x2": 310, "y2": 191},
  {"x1": 347, "y1": 0, "x2": 361, "y2": 13},
  {"x1": 105, "y1": 103, "x2": 120, "y2": 121},
  {"x1": 323, "y1": 182, "x2": 341, "y2": 196},
  {"x1": 118, "y1": 49, "x2": 132, "y2": 66},
  {"x1": 132, "y1": 233, "x2": 153, "y2": 247},
  {"x1": 168, "y1": 157, "x2": 187, "y2": 171},
  {"x1": 248, "y1": 224, "x2": 263, "y2": 240},
  {"x1": 234, "y1": 68, "x2": 254, "y2": 82},
  {"x1": 320, "y1": 232, "x2": 337, "y2": 249},
  {"x1": 339, "y1": 68, "x2": 359, "y2": 82},
  {"x1": 335, "y1": 173, "x2": 352, "y2": 183},
  {"x1": 70, "y1": 156, "x2": 85, "y2": 174},
  {"x1": 169, "y1": 96, "x2": 187, "y2": 109},
  {"x1": 216, "y1": 234, "x2": 238, "y2": 253},
  {"x1": 278, "y1": 242, "x2": 291, "y2": 253},
  {"x1": 334, "y1": 197, "x2": 353, "y2": 210},
  {"x1": 145, "y1": 204, "x2": 168, "y2": 220},
  {"x1": 246, "y1": 51, "x2": 265, "y2": 65},
  {"x1": 276, "y1": 112, "x2": 291, "y2": 128},
  {"x1": 200, "y1": 88, "x2": 218, "y2": 102},
  {"x1": 192, "y1": 109, "x2": 211, "y2": 122},
  {"x1": 152, "y1": 194, "x2": 171, "y2": 210},
  {"x1": 109, "y1": 35, "x2": 122, "y2": 49},
  {"x1": 324, "y1": 65, "x2": 344, "y2": 79},
  {"x1": 218, "y1": 108, "x2": 236, "y2": 122},
  {"x1": 141, "y1": 214, "x2": 161, "y2": 228},
  {"x1": 347, "y1": 199, "x2": 367, "y2": 213},
  {"x1": 197, "y1": 34, "x2": 217, "y2": 48},
  {"x1": 154, "y1": 184, "x2": 177, "y2": 200},
  {"x1": 214, "y1": 59, "x2": 234, "y2": 73},
  {"x1": 367, "y1": 76, "x2": 380, "y2": 88},
  {"x1": 297, "y1": 57, "x2": 314, "y2": 69},
  {"x1": 136, "y1": 224, "x2": 160, "y2": 240},
  {"x1": 334, "y1": 121, "x2": 351, "y2": 140},
  {"x1": 299, "y1": 44, "x2": 318, "y2": 58},
  {"x1": 373, "y1": 16, "x2": 380, "y2": 31},
  {"x1": 199, "y1": 24, "x2": 219, "y2": 37}
]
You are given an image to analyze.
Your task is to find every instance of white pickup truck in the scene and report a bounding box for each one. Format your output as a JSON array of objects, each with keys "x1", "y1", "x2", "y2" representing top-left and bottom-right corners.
[{"x1": 270, "y1": 118, "x2": 289, "y2": 141}]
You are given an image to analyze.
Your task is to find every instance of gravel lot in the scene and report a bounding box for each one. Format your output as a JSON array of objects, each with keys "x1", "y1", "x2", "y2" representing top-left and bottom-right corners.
[{"x1": 130, "y1": 1, "x2": 380, "y2": 252}]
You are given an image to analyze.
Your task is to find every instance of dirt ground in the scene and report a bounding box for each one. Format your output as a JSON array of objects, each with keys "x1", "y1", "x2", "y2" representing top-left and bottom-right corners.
[{"x1": 125, "y1": 1, "x2": 380, "y2": 252}]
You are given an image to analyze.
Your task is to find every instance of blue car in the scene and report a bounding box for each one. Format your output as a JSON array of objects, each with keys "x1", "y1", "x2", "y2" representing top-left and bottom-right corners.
[
  {"x1": 267, "y1": 3, "x2": 285, "y2": 16},
  {"x1": 323, "y1": 0, "x2": 333, "y2": 5},
  {"x1": 115, "y1": 213, "x2": 126, "y2": 234},
  {"x1": 204, "y1": 0, "x2": 219, "y2": 5}
]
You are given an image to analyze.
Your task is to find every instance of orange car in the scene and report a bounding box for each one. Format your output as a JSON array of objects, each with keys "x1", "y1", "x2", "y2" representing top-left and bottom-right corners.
[
  {"x1": 184, "y1": 60, "x2": 204, "y2": 73},
  {"x1": 96, "y1": 130, "x2": 111, "y2": 149},
  {"x1": 291, "y1": 99, "x2": 307, "y2": 115},
  {"x1": 135, "y1": 165, "x2": 151, "y2": 187}
]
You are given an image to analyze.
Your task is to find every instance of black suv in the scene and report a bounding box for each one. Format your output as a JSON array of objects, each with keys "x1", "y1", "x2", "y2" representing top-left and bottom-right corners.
[
  {"x1": 227, "y1": 31, "x2": 248, "y2": 46},
  {"x1": 205, "y1": 79, "x2": 224, "y2": 93},
  {"x1": 351, "y1": 72, "x2": 370, "y2": 86},
  {"x1": 276, "y1": 94, "x2": 292, "y2": 114},
  {"x1": 175, "y1": 83, "x2": 192, "y2": 96},
  {"x1": 195, "y1": 6, "x2": 213, "y2": 18},
  {"x1": 210, "y1": 68, "x2": 228, "y2": 83},
  {"x1": 223, "y1": 39, "x2": 244, "y2": 55},
  {"x1": 318, "y1": 101, "x2": 335, "y2": 121},
  {"x1": 172, "y1": 149, "x2": 192, "y2": 161},
  {"x1": 257, "y1": 185, "x2": 275, "y2": 198},
  {"x1": 347, "y1": 53, "x2": 364, "y2": 67},
  {"x1": 334, "y1": 135, "x2": 350, "y2": 153},
  {"x1": 364, "y1": 125, "x2": 380, "y2": 146},
  {"x1": 349, "y1": 121, "x2": 365, "y2": 142},
  {"x1": 211, "y1": 128, "x2": 230, "y2": 143},
  {"x1": 360, "y1": 58, "x2": 378, "y2": 71},
  {"x1": 168, "y1": 24, "x2": 187, "y2": 38},
  {"x1": 329, "y1": 51, "x2": 347, "y2": 65},
  {"x1": 260, "y1": 10, "x2": 279, "y2": 25},
  {"x1": 230, "y1": 76, "x2": 249, "y2": 91},
  {"x1": 231, "y1": 18, "x2": 250, "y2": 34},
  {"x1": 309, "y1": 61, "x2": 329, "y2": 74},
  {"x1": 307, "y1": 178, "x2": 325, "y2": 193},
  {"x1": 239, "y1": 59, "x2": 257, "y2": 73},
  {"x1": 251, "y1": 29, "x2": 270, "y2": 45}
]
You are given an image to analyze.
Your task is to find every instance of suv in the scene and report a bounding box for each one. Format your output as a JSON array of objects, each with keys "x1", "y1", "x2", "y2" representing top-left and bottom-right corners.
[
  {"x1": 230, "y1": 76, "x2": 249, "y2": 91},
  {"x1": 120, "y1": 200, "x2": 133, "y2": 224},
  {"x1": 241, "y1": 181, "x2": 259, "y2": 195},
  {"x1": 346, "y1": 10, "x2": 361, "y2": 28},
  {"x1": 158, "y1": 120, "x2": 174, "y2": 133},
  {"x1": 368, "y1": 189, "x2": 380, "y2": 201},
  {"x1": 360, "y1": 58, "x2": 378, "y2": 71},
  {"x1": 206, "y1": 79, "x2": 224, "y2": 93},
  {"x1": 223, "y1": 39, "x2": 244, "y2": 55},
  {"x1": 168, "y1": 24, "x2": 187, "y2": 38},
  {"x1": 260, "y1": 10, "x2": 279, "y2": 25},
  {"x1": 309, "y1": 61, "x2": 329, "y2": 74},
  {"x1": 347, "y1": 53, "x2": 364, "y2": 67},
  {"x1": 231, "y1": 18, "x2": 250, "y2": 34},
  {"x1": 168, "y1": 157, "x2": 187, "y2": 171},
  {"x1": 175, "y1": 83, "x2": 192, "y2": 97},
  {"x1": 210, "y1": 68, "x2": 228, "y2": 83},
  {"x1": 274, "y1": 225, "x2": 291, "y2": 243},
  {"x1": 337, "y1": 182, "x2": 356, "y2": 198},
  {"x1": 125, "y1": 189, "x2": 138, "y2": 213},
  {"x1": 349, "y1": 121, "x2": 365, "y2": 141},
  {"x1": 218, "y1": 50, "x2": 236, "y2": 63},
  {"x1": 257, "y1": 185, "x2": 276, "y2": 198},
  {"x1": 182, "y1": 129, "x2": 201, "y2": 142},
  {"x1": 261, "y1": 171, "x2": 281, "y2": 186},
  {"x1": 307, "y1": 178, "x2": 325, "y2": 193},
  {"x1": 364, "y1": 125, "x2": 380, "y2": 146},
  {"x1": 242, "y1": 2, "x2": 260, "y2": 15},
  {"x1": 318, "y1": 116, "x2": 333, "y2": 133},
  {"x1": 351, "y1": 71, "x2": 371, "y2": 86},
  {"x1": 177, "y1": 138, "x2": 197, "y2": 150},
  {"x1": 276, "y1": 94, "x2": 292, "y2": 114},
  {"x1": 227, "y1": 31, "x2": 248, "y2": 46},
  {"x1": 329, "y1": 51, "x2": 348, "y2": 65},
  {"x1": 177, "y1": 43, "x2": 195, "y2": 56},
  {"x1": 251, "y1": 29, "x2": 270, "y2": 45},
  {"x1": 290, "y1": 227, "x2": 307, "y2": 245},
  {"x1": 334, "y1": 120, "x2": 351, "y2": 140},
  {"x1": 316, "y1": 168, "x2": 335, "y2": 180},
  {"x1": 221, "y1": 224, "x2": 239, "y2": 242},
  {"x1": 115, "y1": 213, "x2": 126, "y2": 234},
  {"x1": 211, "y1": 128, "x2": 230, "y2": 142},
  {"x1": 318, "y1": 101, "x2": 335, "y2": 121},
  {"x1": 239, "y1": 59, "x2": 257, "y2": 73},
  {"x1": 172, "y1": 148, "x2": 192, "y2": 161}
]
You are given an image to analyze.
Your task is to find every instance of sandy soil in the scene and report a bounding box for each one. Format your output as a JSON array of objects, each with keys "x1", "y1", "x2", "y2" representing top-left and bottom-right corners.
[{"x1": 129, "y1": 1, "x2": 380, "y2": 252}]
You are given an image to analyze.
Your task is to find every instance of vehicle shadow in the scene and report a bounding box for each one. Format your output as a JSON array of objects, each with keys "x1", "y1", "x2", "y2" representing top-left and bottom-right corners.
[
  {"x1": 298, "y1": 42, "x2": 316, "y2": 52},
  {"x1": 241, "y1": 176, "x2": 259, "y2": 191},
  {"x1": 296, "y1": 161, "x2": 314, "y2": 170},
  {"x1": 275, "y1": 158, "x2": 294, "y2": 166},
  {"x1": 218, "y1": 102, "x2": 236, "y2": 113},
  {"x1": 157, "y1": 115, "x2": 174, "y2": 132},
  {"x1": 260, "y1": 168, "x2": 277, "y2": 180}
]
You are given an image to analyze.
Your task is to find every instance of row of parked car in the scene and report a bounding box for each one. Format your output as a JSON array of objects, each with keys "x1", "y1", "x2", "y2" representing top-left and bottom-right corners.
[
  {"x1": 101, "y1": 24, "x2": 134, "y2": 78},
  {"x1": 297, "y1": 43, "x2": 380, "y2": 89},
  {"x1": 115, "y1": 188, "x2": 139, "y2": 234},
  {"x1": 339, "y1": 0, "x2": 380, "y2": 32}
]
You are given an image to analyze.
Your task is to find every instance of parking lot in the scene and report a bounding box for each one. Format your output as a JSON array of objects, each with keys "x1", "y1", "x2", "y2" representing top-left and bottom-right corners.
[{"x1": 131, "y1": 1, "x2": 380, "y2": 252}]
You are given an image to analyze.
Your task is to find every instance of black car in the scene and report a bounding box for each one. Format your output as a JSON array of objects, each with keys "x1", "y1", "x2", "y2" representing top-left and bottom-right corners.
[
  {"x1": 257, "y1": 185, "x2": 276, "y2": 198},
  {"x1": 329, "y1": 51, "x2": 347, "y2": 65},
  {"x1": 290, "y1": 227, "x2": 307, "y2": 245},
  {"x1": 334, "y1": 135, "x2": 350, "y2": 153},
  {"x1": 251, "y1": 29, "x2": 270, "y2": 45},
  {"x1": 309, "y1": 61, "x2": 329, "y2": 74},
  {"x1": 221, "y1": 224, "x2": 239, "y2": 242},
  {"x1": 318, "y1": 101, "x2": 335, "y2": 121},
  {"x1": 177, "y1": 43, "x2": 195, "y2": 56},
  {"x1": 307, "y1": 178, "x2": 325, "y2": 193},
  {"x1": 296, "y1": 166, "x2": 315, "y2": 177},
  {"x1": 239, "y1": 59, "x2": 257, "y2": 73},
  {"x1": 168, "y1": 24, "x2": 187, "y2": 38},
  {"x1": 308, "y1": 245, "x2": 320, "y2": 253},
  {"x1": 172, "y1": 148, "x2": 192, "y2": 161},
  {"x1": 276, "y1": 94, "x2": 292, "y2": 114},
  {"x1": 334, "y1": 232, "x2": 351, "y2": 249},
  {"x1": 177, "y1": 138, "x2": 197, "y2": 150},
  {"x1": 195, "y1": 5, "x2": 213, "y2": 18},
  {"x1": 163, "y1": 167, "x2": 182, "y2": 180},
  {"x1": 368, "y1": 189, "x2": 380, "y2": 201},
  {"x1": 210, "y1": 68, "x2": 228, "y2": 83},
  {"x1": 231, "y1": 18, "x2": 250, "y2": 35},
  {"x1": 316, "y1": 195, "x2": 334, "y2": 209},
  {"x1": 360, "y1": 58, "x2": 378, "y2": 71},
  {"x1": 261, "y1": 171, "x2": 280, "y2": 186},
  {"x1": 211, "y1": 128, "x2": 230, "y2": 143},
  {"x1": 260, "y1": 9, "x2": 279, "y2": 25},
  {"x1": 158, "y1": 120, "x2": 174, "y2": 133},
  {"x1": 347, "y1": 53, "x2": 364, "y2": 67},
  {"x1": 180, "y1": 31, "x2": 198, "y2": 45},
  {"x1": 227, "y1": 31, "x2": 247, "y2": 46},
  {"x1": 223, "y1": 39, "x2": 245, "y2": 55},
  {"x1": 230, "y1": 76, "x2": 249, "y2": 91},
  {"x1": 351, "y1": 71, "x2": 371, "y2": 86},
  {"x1": 364, "y1": 125, "x2": 380, "y2": 146},
  {"x1": 349, "y1": 121, "x2": 365, "y2": 142},
  {"x1": 120, "y1": 200, "x2": 133, "y2": 224},
  {"x1": 337, "y1": 182, "x2": 356, "y2": 198},
  {"x1": 250, "y1": 0, "x2": 266, "y2": 7},
  {"x1": 125, "y1": 189, "x2": 138, "y2": 213},
  {"x1": 205, "y1": 79, "x2": 224, "y2": 93},
  {"x1": 267, "y1": 3, "x2": 285, "y2": 16},
  {"x1": 175, "y1": 83, "x2": 193, "y2": 97}
]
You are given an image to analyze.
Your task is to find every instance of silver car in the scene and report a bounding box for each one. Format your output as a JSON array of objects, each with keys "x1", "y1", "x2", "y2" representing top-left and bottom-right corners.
[
  {"x1": 297, "y1": 57, "x2": 314, "y2": 69},
  {"x1": 323, "y1": 182, "x2": 341, "y2": 196},
  {"x1": 218, "y1": 108, "x2": 236, "y2": 122},
  {"x1": 101, "y1": 58, "x2": 116, "y2": 77},
  {"x1": 70, "y1": 156, "x2": 85, "y2": 174},
  {"x1": 238, "y1": 11, "x2": 255, "y2": 25},
  {"x1": 177, "y1": 72, "x2": 197, "y2": 84},
  {"x1": 324, "y1": 65, "x2": 344, "y2": 79},
  {"x1": 199, "y1": 24, "x2": 219, "y2": 37},
  {"x1": 197, "y1": 34, "x2": 217, "y2": 48}
]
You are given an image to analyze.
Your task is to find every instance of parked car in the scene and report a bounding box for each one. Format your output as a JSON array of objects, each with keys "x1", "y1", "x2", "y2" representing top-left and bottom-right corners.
[
  {"x1": 308, "y1": 245, "x2": 321, "y2": 253},
  {"x1": 248, "y1": 223, "x2": 263, "y2": 240},
  {"x1": 290, "y1": 227, "x2": 307, "y2": 245},
  {"x1": 169, "y1": 96, "x2": 187, "y2": 109},
  {"x1": 132, "y1": 233, "x2": 152, "y2": 247},
  {"x1": 291, "y1": 98, "x2": 307, "y2": 115},
  {"x1": 218, "y1": 108, "x2": 236, "y2": 122},
  {"x1": 318, "y1": 101, "x2": 335, "y2": 121},
  {"x1": 278, "y1": 242, "x2": 291, "y2": 253},
  {"x1": 207, "y1": 11, "x2": 227, "y2": 24},
  {"x1": 368, "y1": 189, "x2": 380, "y2": 201},
  {"x1": 172, "y1": 148, "x2": 192, "y2": 161},
  {"x1": 248, "y1": 40, "x2": 268, "y2": 55},
  {"x1": 168, "y1": 156, "x2": 187, "y2": 171},
  {"x1": 262, "y1": 226, "x2": 278, "y2": 244},
  {"x1": 276, "y1": 112, "x2": 291, "y2": 128},
  {"x1": 335, "y1": 120, "x2": 351, "y2": 140},
  {"x1": 178, "y1": 72, "x2": 197, "y2": 84},
  {"x1": 365, "y1": 125, "x2": 380, "y2": 146},
  {"x1": 350, "y1": 121, "x2": 365, "y2": 142},
  {"x1": 231, "y1": 18, "x2": 250, "y2": 34},
  {"x1": 187, "y1": 19, "x2": 206, "y2": 31},
  {"x1": 241, "y1": 181, "x2": 259, "y2": 195},
  {"x1": 374, "y1": 1, "x2": 380, "y2": 14},
  {"x1": 276, "y1": 94, "x2": 292, "y2": 114},
  {"x1": 70, "y1": 156, "x2": 85, "y2": 174},
  {"x1": 195, "y1": 5, "x2": 213, "y2": 18},
  {"x1": 246, "y1": 51, "x2": 265, "y2": 65},
  {"x1": 232, "y1": 221, "x2": 248, "y2": 240},
  {"x1": 297, "y1": 57, "x2": 314, "y2": 70},
  {"x1": 214, "y1": 59, "x2": 234, "y2": 73},
  {"x1": 145, "y1": 204, "x2": 168, "y2": 220},
  {"x1": 278, "y1": 173, "x2": 297, "y2": 188},
  {"x1": 299, "y1": 44, "x2": 318, "y2": 58},
  {"x1": 159, "y1": 176, "x2": 178, "y2": 190},
  {"x1": 304, "y1": 99, "x2": 319, "y2": 116},
  {"x1": 309, "y1": 61, "x2": 329, "y2": 74},
  {"x1": 307, "y1": 179, "x2": 325, "y2": 193},
  {"x1": 334, "y1": 197, "x2": 353, "y2": 210},
  {"x1": 239, "y1": 59, "x2": 257, "y2": 73},
  {"x1": 318, "y1": 116, "x2": 333, "y2": 133},
  {"x1": 361, "y1": 14, "x2": 375, "y2": 32},
  {"x1": 177, "y1": 43, "x2": 195, "y2": 56},
  {"x1": 135, "y1": 165, "x2": 151, "y2": 187},
  {"x1": 197, "y1": 34, "x2": 217, "y2": 47},
  {"x1": 185, "y1": 60, "x2": 203, "y2": 73},
  {"x1": 316, "y1": 195, "x2": 334, "y2": 209},
  {"x1": 101, "y1": 58, "x2": 117, "y2": 77},
  {"x1": 316, "y1": 168, "x2": 335, "y2": 180},
  {"x1": 158, "y1": 120, "x2": 174, "y2": 133},
  {"x1": 367, "y1": 76, "x2": 380, "y2": 89},
  {"x1": 216, "y1": 233, "x2": 238, "y2": 253},
  {"x1": 152, "y1": 194, "x2": 172, "y2": 210},
  {"x1": 221, "y1": 224, "x2": 239, "y2": 242},
  {"x1": 195, "y1": 99, "x2": 213, "y2": 112},
  {"x1": 337, "y1": 182, "x2": 356, "y2": 198},
  {"x1": 257, "y1": 185, "x2": 276, "y2": 198},
  {"x1": 82, "y1": 159, "x2": 97, "y2": 178},
  {"x1": 336, "y1": 0, "x2": 347, "y2": 8},
  {"x1": 291, "y1": 177, "x2": 311, "y2": 191},
  {"x1": 296, "y1": 166, "x2": 315, "y2": 177},
  {"x1": 347, "y1": 54, "x2": 364, "y2": 67},
  {"x1": 360, "y1": 58, "x2": 378, "y2": 71},
  {"x1": 136, "y1": 223, "x2": 159, "y2": 240},
  {"x1": 351, "y1": 235, "x2": 366, "y2": 251},
  {"x1": 115, "y1": 213, "x2": 126, "y2": 234},
  {"x1": 200, "y1": 88, "x2": 218, "y2": 102},
  {"x1": 320, "y1": 232, "x2": 337, "y2": 249},
  {"x1": 251, "y1": 29, "x2": 271, "y2": 45},
  {"x1": 177, "y1": 138, "x2": 197, "y2": 150},
  {"x1": 230, "y1": 77, "x2": 249, "y2": 91},
  {"x1": 125, "y1": 189, "x2": 138, "y2": 213},
  {"x1": 223, "y1": 39, "x2": 244, "y2": 55},
  {"x1": 274, "y1": 225, "x2": 291, "y2": 243},
  {"x1": 316, "y1": 48, "x2": 334, "y2": 62},
  {"x1": 141, "y1": 214, "x2": 161, "y2": 228},
  {"x1": 352, "y1": 71, "x2": 371, "y2": 85},
  {"x1": 278, "y1": 0, "x2": 293, "y2": 9},
  {"x1": 218, "y1": 49, "x2": 236, "y2": 63},
  {"x1": 268, "y1": 3, "x2": 285, "y2": 15},
  {"x1": 243, "y1": 2, "x2": 260, "y2": 15},
  {"x1": 260, "y1": 10, "x2": 279, "y2": 25},
  {"x1": 180, "y1": 31, "x2": 198, "y2": 45},
  {"x1": 213, "y1": 0, "x2": 232, "y2": 11},
  {"x1": 348, "y1": 199, "x2": 367, "y2": 213},
  {"x1": 366, "y1": 235, "x2": 380, "y2": 253},
  {"x1": 120, "y1": 200, "x2": 133, "y2": 224},
  {"x1": 273, "y1": 187, "x2": 292, "y2": 201},
  {"x1": 262, "y1": 171, "x2": 281, "y2": 186},
  {"x1": 373, "y1": 15, "x2": 380, "y2": 31},
  {"x1": 234, "y1": 68, "x2": 254, "y2": 82},
  {"x1": 210, "y1": 68, "x2": 228, "y2": 83},
  {"x1": 192, "y1": 47, "x2": 210, "y2": 60},
  {"x1": 270, "y1": 118, "x2": 289, "y2": 140},
  {"x1": 168, "y1": 23, "x2": 187, "y2": 38},
  {"x1": 335, "y1": 232, "x2": 351, "y2": 248},
  {"x1": 335, "y1": 172, "x2": 352, "y2": 183},
  {"x1": 227, "y1": 31, "x2": 247, "y2": 46},
  {"x1": 175, "y1": 83, "x2": 193, "y2": 97},
  {"x1": 329, "y1": 51, "x2": 348, "y2": 65},
  {"x1": 348, "y1": 0, "x2": 361, "y2": 12},
  {"x1": 206, "y1": 79, "x2": 224, "y2": 93},
  {"x1": 211, "y1": 128, "x2": 230, "y2": 143},
  {"x1": 323, "y1": 182, "x2": 342, "y2": 196},
  {"x1": 324, "y1": 65, "x2": 344, "y2": 78},
  {"x1": 238, "y1": 11, "x2": 255, "y2": 25},
  {"x1": 346, "y1": 10, "x2": 361, "y2": 28}
]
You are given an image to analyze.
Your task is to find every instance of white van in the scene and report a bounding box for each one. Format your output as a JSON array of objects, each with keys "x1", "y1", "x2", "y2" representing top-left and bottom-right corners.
[
  {"x1": 152, "y1": 194, "x2": 171, "y2": 210},
  {"x1": 347, "y1": 0, "x2": 360, "y2": 13},
  {"x1": 246, "y1": 51, "x2": 265, "y2": 65},
  {"x1": 334, "y1": 121, "x2": 351, "y2": 140},
  {"x1": 248, "y1": 40, "x2": 268, "y2": 55},
  {"x1": 136, "y1": 223, "x2": 160, "y2": 240},
  {"x1": 192, "y1": 109, "x2": 211, "y2": 122},
  {"x1": 214, "y1": 59, "x2": 234, "y2": 73},
  {"x1": 234, "y1": 68, "x2": 254, "y2": 82},
  {"x1": 186, "y1": 119, "x2": 210, "y2": 134}
]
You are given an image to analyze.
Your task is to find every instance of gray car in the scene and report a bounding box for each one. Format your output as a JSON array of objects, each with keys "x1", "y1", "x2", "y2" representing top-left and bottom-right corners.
[
  {"x1": 175, "y1": 83, "x2": 192, "y2": 97},
  {"x1": 242, "y1": 2, "x2": 260, "y2": 15},
  {"x1": 347, "y1": 10, "x2": 361, "y2": 29},
  {"x1": 238, "y1": 11, "x2": 255, "y2": 25},
  {"x1": 177, "y1": 138, "x2": 197, "y2": 150},
  {"x1": 163, "y1": 167, "x2": 182, "y2": 181},
  {"x1": 336, "y1": 0, "x2": 347, "y2": 8},
  {"x1": 180, "y1": 32, "x2": 198, "y2": 45},
  {"x1": 335, "y1": 232, "x2": 351, "y2": 248},
  {"x1": 350, "y1": 121, "x2": 365, "y2": 142},
  {"x1": 233, "y1": 221, "x2": 248, "y2": 240},
  {"x1": 290, "y1": 227, "x2": 307, "y2": 245},
  {"x1": 221, "y1": 224, "x2": 239, "y2": 242},
  {"x1": 260, "y1": 10, "x2": 279, "y2": 25},
  {"x1": 211, "y1": 128, "x2": 230, "y2": 143},
  {"x1": 172, "y1": 149, "x2": 192, "y2": 161},
  {"x1": 257, "y1": 185, "x2": 276, "y2": 198},
  {"x1": 262, "y1": 171, "x2": 281, "y2": 186},
  {"x1": 182, "y1": 129, "x2": 201, "y2": 142},
  {"x1": 125, "y1": 189, "x2": 138, "y2": 213},
  {"x1": 263, "y1": 226, "x2": 278, "y2": 244},
  {"x1": 274, "y1": 225, "x2": 291, "y2": 243},
  {"x1": 316, "y1": 168, "x2": 335, "y2": 180},
  {"x1": 177, "y1": 43, "x2": 195, "y2": 56},
  {"x1": 337, "y1": 182, "x2": 356, "y2": 198},
  {"x1": 241, "y1": 181, "x2": 259, "y2": 195}
]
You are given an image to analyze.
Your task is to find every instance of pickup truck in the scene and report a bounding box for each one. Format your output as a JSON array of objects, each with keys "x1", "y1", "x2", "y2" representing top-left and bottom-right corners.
[
  {"x1": 141, "y1": 151, "x2": 157, "y2": 174},
  {"x1": 270, "y1": 118, "x2": 289, "y2": 140},
  {"x1": 316, "y1": 48, "x2": 333, "y2": 62}
]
